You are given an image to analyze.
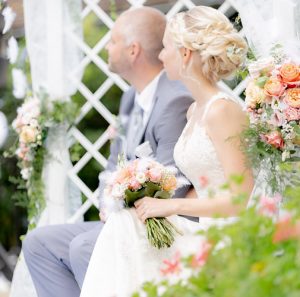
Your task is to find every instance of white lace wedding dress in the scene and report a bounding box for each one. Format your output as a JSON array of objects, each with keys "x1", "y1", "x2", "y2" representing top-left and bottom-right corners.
[{"x1": 80, "y1": 92, "x2": 237, "y2": 297}]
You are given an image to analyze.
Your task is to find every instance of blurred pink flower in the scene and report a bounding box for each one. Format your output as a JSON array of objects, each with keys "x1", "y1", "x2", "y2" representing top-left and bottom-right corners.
[
  {"x1": 160, "y1": 251, "x2": 181, "y2": 276},
  {"x1": 273, "y1": 213, "x2": 300, "y2": 243},
  {"x1": 259, "y1": 194, "x2": 282, "y2": 217},
  {"x1": 190, "y1": 240, "x2": 212, "y2": 268}
]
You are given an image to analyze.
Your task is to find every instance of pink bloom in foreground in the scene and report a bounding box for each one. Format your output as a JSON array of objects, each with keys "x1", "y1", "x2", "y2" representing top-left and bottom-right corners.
[
  {"x1": 259, "y1": 194, "x2": 282, "y2": 217},
  {"x1": 190, "y1": 240, "x2": 212, "y2": 268},
  {"x1": 160, "y1": 251, "x2": 181, "y2": 276},
  {"x1": 273, "y1": 213, "x2": 300, "y2": 243}
]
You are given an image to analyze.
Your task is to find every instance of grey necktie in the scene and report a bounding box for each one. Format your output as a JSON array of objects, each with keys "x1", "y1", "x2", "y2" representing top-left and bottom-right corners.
[{"x1": 126, "y1": 101, "x2": 144, "y2": 159}]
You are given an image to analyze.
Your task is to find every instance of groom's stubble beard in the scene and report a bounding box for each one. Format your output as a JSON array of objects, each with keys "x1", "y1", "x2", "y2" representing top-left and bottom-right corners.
[{"x1": 108, "y1": 55, "x2": 132, "y2": 80}]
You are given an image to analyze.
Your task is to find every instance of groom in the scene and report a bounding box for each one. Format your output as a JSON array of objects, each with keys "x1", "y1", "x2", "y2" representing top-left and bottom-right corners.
[{"x1": 23, "y1": 7, "x2": 193, "y2": 297}]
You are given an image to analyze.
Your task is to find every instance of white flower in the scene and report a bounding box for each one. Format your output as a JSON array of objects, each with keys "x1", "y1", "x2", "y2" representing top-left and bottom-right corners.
[
  {"x1": 21, "y1": 167, "x2": 31, "y2": 180},
  {"x1": 136, "y1": 172, "x2": 146, "y2": 184},
  {"x1": 282, "y1": 150, "x2": 290, "y2": 162},
  {"x1": 2, "y1": 6, "x2": 16, "y2": 34},
  {"x1": 29, "y1": 118, "x2": 39, "y2": 128},
  {"x1": 7, "y1": 36, "x2": 18, "y2": 64},
  {"x1": 0, "y1": 111, "x2": 8, "y2": 148},
  {"x1": 248, "y1": 57, "x2": 274, "y2": 78},
  {"x1": 111, "y1": 184, "x2": 125, "y2": 199},
  {"x1": 12, "y1": 68, "x2": 27, "y2": 99}
]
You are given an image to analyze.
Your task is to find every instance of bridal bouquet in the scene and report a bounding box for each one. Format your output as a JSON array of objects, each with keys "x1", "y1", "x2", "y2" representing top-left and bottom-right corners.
[
  {"x1": 242, "y1": 55, "x2": 300, "y2": 191},
  {"x1": 102, "y1": 157, "x2": 184, "y2": 249}
]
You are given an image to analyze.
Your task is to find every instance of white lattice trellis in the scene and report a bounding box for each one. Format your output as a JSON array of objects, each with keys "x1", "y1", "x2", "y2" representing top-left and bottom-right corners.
[{"x1": 66, "y1": 0, "x2": 247, "y2": 223}]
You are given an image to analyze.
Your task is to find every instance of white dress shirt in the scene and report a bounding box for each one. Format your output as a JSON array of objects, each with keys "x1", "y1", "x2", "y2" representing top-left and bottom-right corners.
[{"x1": 134, "y1": 70, "x2": 164, "y2": 127}]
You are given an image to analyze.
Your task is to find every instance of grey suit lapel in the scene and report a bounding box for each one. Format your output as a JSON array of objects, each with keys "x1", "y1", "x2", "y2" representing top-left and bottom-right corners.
[{"x1": 134, "y1": 73, "x2": 166, "y2": 146}]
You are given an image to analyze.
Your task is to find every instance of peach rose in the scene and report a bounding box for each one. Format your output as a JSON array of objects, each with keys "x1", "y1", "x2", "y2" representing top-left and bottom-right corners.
[
  {"x1": 284, "y1": 106, "x2": 300, "y2": 121},
  {"x1": 115, "y1": 168, "x2": 132, "y2": 183},
  {"x1": 285, "y1": 88, "x2": 300, "y2": 108},
  {"x1": 264, "y1": 77, "x2": 286, "y2": 97},
  {"x1": 162, "y1": 175, "x2": 177, "y2": 192},
  {"x1": 264, "y1": 131, "x2": 284, "y2": 149},
  {"x1": 19, "y1": 126, "x2": 38, "y2": 143},
  {"x1": 280, "y1": 63, "x2": 300, "y2": 83},
  {"x1": 245, "y1": 81, "x2": 267, "y2": 108}
]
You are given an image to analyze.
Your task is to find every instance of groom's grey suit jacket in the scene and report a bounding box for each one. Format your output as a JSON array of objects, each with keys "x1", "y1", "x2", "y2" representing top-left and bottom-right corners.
[{"x1": 100, "y1": 72, "x2": 193, "y2": 198}]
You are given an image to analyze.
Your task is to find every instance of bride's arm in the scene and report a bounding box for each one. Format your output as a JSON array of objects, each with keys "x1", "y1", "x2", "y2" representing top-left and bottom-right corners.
[{"x1": 135, "y1": 100, "x2": 254, "y2": 222}]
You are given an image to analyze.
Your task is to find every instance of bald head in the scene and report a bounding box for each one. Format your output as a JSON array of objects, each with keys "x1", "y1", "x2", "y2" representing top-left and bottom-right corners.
[{"x1": 116, "y1": 7, "x2": 166, "y2": 66}]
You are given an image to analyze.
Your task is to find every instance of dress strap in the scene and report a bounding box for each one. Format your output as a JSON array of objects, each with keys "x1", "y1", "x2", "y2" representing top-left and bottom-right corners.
[{"x1": 201, "y1": 92, "x2": 231, "y2": 121}]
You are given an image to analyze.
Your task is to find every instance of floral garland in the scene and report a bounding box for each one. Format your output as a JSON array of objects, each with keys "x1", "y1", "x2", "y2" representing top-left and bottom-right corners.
[
  {"x1": 6, "y1": 93, "x2": 78, "y2": 228},
  {"x1": 241, "y1": 48, "x2": 300, "y2": 193}
]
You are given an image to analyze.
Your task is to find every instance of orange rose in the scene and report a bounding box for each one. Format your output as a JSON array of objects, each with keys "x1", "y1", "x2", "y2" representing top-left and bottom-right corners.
[
  {"x1": 264, "y1": 77, "x2": 286, "y2": 97},
  {"x1": 285, "y1": 88, "x2": 300, "y2": 108},
  {"x1": 280, "y1": 63, "x2": 300, "y2": 83},
  {"x1": 162, "y1": 175, "x2": 177, "y2": 191}
]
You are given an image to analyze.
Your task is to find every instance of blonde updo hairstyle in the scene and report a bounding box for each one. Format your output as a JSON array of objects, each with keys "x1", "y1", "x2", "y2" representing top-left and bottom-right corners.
[{"x1": 167, "y1": 6, "x2": 248, "y2": 83}]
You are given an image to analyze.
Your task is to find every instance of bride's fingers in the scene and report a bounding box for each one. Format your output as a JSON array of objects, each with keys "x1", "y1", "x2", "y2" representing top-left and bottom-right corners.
[{"x1": 134, "y1": 199, "x2": 144, "y2": 207}]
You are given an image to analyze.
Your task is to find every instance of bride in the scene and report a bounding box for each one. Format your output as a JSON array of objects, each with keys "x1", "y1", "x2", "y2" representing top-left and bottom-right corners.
[{"x1": 80, "y1": 6, "x2": 254, "y2": 297}]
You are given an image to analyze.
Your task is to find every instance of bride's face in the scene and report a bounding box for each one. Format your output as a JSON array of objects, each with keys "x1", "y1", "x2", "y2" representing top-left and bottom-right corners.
[{"x1": 159, "y1": 31, "x2": 182, "y2": 80}]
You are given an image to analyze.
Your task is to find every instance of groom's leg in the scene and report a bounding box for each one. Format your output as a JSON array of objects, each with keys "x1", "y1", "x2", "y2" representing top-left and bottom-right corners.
[
  {"x1": 23, "y1": 222, "x2": 103, "y2": 297},
  {"x1": 69, "y1": 224, "x2": 102, "y2": 288}
]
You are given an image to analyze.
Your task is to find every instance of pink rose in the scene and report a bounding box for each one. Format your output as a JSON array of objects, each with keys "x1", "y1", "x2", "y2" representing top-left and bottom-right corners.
[
  {"x1": 129, "y1": 179, "x2": 141, "y2": 191},
  {"x1": 148, "y1": 168, "x2": 162, "y2": 183},
  {"x1": 263, "y1": 131, "x2": 284, "y2": 149},
  {"x1": 284, "y1": 106, "x2": 300, "y2": 121}
]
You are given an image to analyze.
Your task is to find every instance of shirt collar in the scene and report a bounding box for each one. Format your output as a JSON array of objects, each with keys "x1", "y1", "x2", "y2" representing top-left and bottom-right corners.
[{"x1": 134, "y1": 70, "x2": 164, "y2": 113}]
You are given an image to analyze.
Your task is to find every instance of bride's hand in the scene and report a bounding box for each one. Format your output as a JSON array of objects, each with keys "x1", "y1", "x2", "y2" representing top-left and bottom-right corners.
[{"x1": 134, "y1": 197, "x2": 176, "y2": 223}]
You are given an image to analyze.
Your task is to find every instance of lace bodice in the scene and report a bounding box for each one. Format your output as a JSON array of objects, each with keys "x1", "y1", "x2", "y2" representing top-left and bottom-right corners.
[{"x1": 174, "y1": 92, "x2": 238, "y2": 198}]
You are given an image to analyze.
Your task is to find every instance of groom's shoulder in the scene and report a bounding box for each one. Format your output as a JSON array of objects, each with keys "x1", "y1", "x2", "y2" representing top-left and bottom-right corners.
[{"x1": 157, "y1": 73, "x2": 192, "y2": 101}]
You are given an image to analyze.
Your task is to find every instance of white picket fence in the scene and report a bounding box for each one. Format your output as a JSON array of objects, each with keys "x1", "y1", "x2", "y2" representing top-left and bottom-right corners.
[{"x1": 66, "y1": 0, "x2": 246, "y2": 223}]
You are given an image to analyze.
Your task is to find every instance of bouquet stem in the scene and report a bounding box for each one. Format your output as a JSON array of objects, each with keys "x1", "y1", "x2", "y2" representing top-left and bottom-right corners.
[{"x1": 146, "y1": 217, "x2": 182, "y2": 249}]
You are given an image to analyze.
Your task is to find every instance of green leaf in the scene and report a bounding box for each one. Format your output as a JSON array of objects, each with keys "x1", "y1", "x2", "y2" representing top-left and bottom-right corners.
[
  {"x1": 144, "y1": 182, "x2": 161, "y2": 197},
  {"x1": 154, "y1": 190, "x2": 171, "y2": 199},
  {"x1": 255, "y1": 76, "x2": 268, "y2": 88},
  {"x1": 125, "y1": 188, "x2": 146, "y2": 207}
]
